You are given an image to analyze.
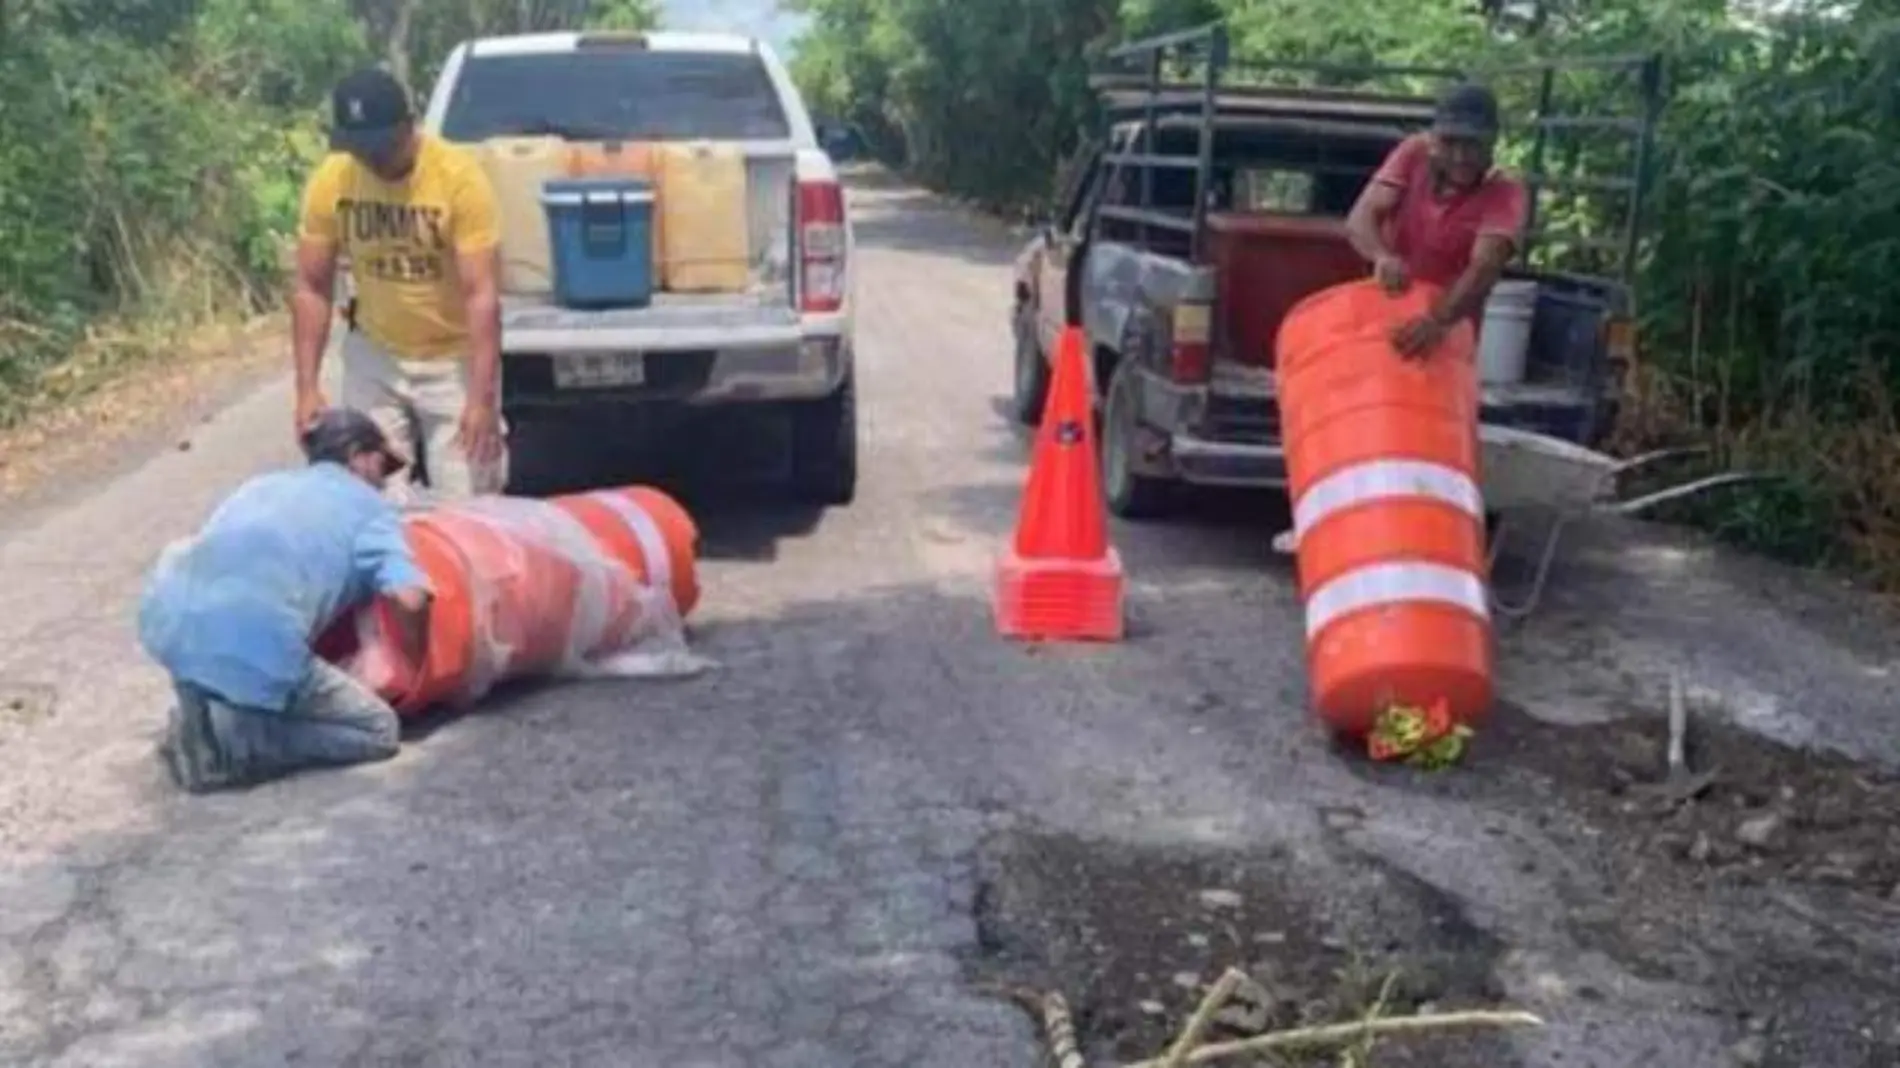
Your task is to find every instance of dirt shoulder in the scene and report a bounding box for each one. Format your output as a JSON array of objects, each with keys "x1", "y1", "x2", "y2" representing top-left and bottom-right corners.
[{"x1": 0, "y1": 318, "x2": 285, "y2": 537}]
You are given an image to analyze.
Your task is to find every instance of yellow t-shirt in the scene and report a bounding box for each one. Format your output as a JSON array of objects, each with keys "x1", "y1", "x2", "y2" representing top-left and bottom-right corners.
[{"x1": 299, "y1": 134, "x2": 501, "y2": 360}]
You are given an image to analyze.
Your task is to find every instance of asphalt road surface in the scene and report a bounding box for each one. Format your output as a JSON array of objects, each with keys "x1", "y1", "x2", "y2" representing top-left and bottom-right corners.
[{"x1": 3, "y1": 171, "x2": 1898, "y2": 1067}]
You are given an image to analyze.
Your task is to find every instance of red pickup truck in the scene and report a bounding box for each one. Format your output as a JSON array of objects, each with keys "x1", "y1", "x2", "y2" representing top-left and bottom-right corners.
[{"x1": 1010, "y1": 25, "x2": 1659, "y2": 519}]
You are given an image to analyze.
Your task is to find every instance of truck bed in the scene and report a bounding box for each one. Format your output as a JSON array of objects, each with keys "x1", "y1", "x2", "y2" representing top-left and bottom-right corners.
[
  {"x1": 1204, "y1": 212, "x2": 1365, "y2": 368},
  {"x1": 498, "y1": 146, "x2": 799, "y2": 354}
]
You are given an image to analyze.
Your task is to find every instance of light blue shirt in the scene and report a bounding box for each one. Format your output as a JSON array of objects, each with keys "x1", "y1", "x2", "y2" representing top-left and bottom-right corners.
[{"x1": 137, "y1": 463, "x2": 428, "y2": 712}]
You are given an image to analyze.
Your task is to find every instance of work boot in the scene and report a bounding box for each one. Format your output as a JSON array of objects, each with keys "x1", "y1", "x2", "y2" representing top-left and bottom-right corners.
[
  {"x1": 156, "y1": 722, "x2": 189, "y2": 790},
  {"x1": 160, "y1": 690, "x2": 231, "y2": 794}
]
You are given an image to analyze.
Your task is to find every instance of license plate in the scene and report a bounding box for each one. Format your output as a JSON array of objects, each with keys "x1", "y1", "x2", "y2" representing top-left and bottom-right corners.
[{"x1": 554, "y1": 352, "x2": 645, "y2": 390}]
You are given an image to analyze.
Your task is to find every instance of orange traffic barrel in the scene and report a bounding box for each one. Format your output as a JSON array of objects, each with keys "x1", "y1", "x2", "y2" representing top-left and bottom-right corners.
[
  {"x1": 314, "y1": 485, "x2": 701, "y2": 716},
  {"x1": 546, "y1": 486, "x2": 702, "y2": 654},
  {"x1": 549, "y1": 485, "x2": 701, "y2": 618},
  {"x1": 1274, "y1": 279, "x2": 1493, "y2": 736},
  {"x1": 393, "y1": 516, "x2": 481, "y2": 710}
]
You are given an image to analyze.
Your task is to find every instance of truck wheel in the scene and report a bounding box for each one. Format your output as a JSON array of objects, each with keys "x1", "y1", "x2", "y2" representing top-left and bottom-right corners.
[
  {"x1": 1100, "y1": 360, "x2": 1173, "y2": 520},
  {"x1": 1010, "y1": 304, "x2": 1050, "y2": 426},
  {"x1": 791, "y1": 372, "x2": 858, "y2": 506}
]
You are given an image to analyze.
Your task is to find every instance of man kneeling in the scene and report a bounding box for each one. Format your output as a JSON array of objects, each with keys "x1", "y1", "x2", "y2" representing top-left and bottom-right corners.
[{"x1": 138, "y1": 408, "x2": 432, "y2": 792}]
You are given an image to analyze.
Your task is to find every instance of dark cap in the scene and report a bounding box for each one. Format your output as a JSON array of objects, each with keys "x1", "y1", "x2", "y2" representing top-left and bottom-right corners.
[
  {"x1": 302, "y1": 407, "x2": 408, "y2": 475},
  {"x1": 1434, "y1": 82, "x2": 1501, "y2": 141},
  {"x1": 330, "y1": 67, "x2": 414, "y2": 161}
]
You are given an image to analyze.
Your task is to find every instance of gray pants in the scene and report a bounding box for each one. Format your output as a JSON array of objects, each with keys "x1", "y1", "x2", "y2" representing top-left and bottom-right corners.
[
  {"x1": 160, "y1": 659, "x2": 400, "y2": 793},
  {"x1": 341, "y1": 330, "x2": 509, "y2": 501}
]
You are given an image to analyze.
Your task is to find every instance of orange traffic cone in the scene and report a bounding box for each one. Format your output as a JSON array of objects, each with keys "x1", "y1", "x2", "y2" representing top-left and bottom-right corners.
[{"x1": 993, "y1": 325, "x2": 1125, "y2": 642}]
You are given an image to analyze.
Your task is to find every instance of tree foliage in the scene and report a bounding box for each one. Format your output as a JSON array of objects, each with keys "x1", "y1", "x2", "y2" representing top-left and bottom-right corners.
[
  {"x1": 0, "y1": 0, "x2": 367, "y2": 417},
  {"x1": 0, "y1": 0, "x2": 657, "y2": 424},
  {"x1": 792, "y1": 0, "x2": 1900, "y2": 580},
  {"x1": 790, "y1": 0, "x2": 1121, "y2": 210},
  {"x1": 367, "y1": 0, "x2": 660, "y2": 91}
]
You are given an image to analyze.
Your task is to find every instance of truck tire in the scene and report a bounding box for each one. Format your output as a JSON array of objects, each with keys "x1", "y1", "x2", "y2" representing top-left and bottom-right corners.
[
  {"x1": 790, "y1": 371, "x2": 858, "y2": 506},
  {"x1": 1100, "y1": 359, "x2": 1174, "y2": 520},
  {"x1": 1010, "y1": 303, "x2": 1050, "y2": 426}
]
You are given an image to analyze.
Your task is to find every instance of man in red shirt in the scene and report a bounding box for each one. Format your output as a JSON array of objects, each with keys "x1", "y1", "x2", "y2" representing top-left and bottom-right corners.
[{"x1": 1345, "y1": 83, "x2": 1529, "y2": 358}]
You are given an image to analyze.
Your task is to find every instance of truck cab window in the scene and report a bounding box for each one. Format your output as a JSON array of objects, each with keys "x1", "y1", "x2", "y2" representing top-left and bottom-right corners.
[
  {"x1": 1234, "y1": 169, "x2": 1318, "y2": 214},
  {"x1": 441, "y1": 51, "x2": 791, "y2": 142}
]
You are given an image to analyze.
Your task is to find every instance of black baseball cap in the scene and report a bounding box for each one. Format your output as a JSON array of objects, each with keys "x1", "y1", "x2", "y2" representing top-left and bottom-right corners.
[
  {"x1": 302, "y1": 407, "x2": 408, "y2": 475},
  {"x1": 1434, "y1": 82, "x2": 1501, "y2": 141},
  {"x1": 330, "y1": 67, "x2": 414, "y2": 160}
]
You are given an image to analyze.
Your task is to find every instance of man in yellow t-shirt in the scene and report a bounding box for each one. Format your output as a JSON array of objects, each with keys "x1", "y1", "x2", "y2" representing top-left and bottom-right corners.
[{"x1": 290, "y1": 67, "x2": 506, "y2": 499}]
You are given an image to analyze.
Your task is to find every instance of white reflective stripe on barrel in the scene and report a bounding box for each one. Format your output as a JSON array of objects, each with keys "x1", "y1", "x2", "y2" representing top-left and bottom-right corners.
[
  {"x1": 1304, "y1": 561, "x2": 1490, "y2": 640},
  {"x1": 590, "y1": 493, "x2": 674, "y2": 597},
  {"x1": 1293, "y1": 459, "x2": 1483, "y2": 538}
]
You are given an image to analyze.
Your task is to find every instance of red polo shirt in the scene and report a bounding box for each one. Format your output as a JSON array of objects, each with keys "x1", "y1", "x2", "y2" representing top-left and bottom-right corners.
[{"x1": 1373, "y1": 134, "x2": 1528, "y2": 289}]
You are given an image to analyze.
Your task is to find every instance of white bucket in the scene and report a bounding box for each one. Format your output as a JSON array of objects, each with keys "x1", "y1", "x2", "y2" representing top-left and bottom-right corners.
[{"x1": 1477, "y1": 279, "x2": 1538, "y2": 384}]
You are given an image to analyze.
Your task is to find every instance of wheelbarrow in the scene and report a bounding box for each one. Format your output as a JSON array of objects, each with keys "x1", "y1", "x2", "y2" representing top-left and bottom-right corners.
[{"x1": 1478, "y1": 425, "x2": 1771, "y2": 620}]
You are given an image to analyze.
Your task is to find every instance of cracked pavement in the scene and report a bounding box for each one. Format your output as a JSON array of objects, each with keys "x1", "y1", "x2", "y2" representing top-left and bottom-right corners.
[{"x1": 4, "y1": 172, "x2": 1900, "y2": 1066}]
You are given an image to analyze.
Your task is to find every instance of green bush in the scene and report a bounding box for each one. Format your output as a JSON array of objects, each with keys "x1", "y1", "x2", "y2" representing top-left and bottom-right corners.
[{"x1": 0, "y1": 0, "x2": 367, "y2": 423}]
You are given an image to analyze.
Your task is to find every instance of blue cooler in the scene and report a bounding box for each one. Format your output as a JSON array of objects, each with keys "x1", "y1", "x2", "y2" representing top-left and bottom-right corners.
[{"x1": 540, "y1": 177, "x2": 655, "y2": 309}]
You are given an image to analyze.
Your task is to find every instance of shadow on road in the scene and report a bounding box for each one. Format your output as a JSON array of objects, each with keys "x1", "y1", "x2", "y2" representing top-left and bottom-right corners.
[
  {"x1": 680, "y1": 492, "x2": 827, "y2": 563},
  {"x1": 504, "y1": 406, "x2": 827, "y2": 563}
]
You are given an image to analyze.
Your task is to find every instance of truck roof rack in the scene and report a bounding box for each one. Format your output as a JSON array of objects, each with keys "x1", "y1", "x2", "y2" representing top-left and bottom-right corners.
[
  {"x1": 1089, "y1": 23, "x2": 1462, "y2": 259},
  {"x1": 1091, "y1": 79, "x2": 1440, "y2": 126}
]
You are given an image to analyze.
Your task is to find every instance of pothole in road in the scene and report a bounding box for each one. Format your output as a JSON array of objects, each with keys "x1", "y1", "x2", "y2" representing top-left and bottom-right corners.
[
  {"x1": 966, "y1": 824, "x2": 1519, "y2": 1066},
  {"x1": 1342, "y1": 700, "x2": 1900, "y2": 1067}
]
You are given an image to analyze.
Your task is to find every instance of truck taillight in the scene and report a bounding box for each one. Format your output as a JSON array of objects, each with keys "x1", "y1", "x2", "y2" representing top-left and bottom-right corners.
[
  {"x1": 798, "y1": 180, "x2": 846, "y2": 314},
  {"x1": 1171, "y1": 302, "x2": 1212, "y2": 384},
  {"x1": 1605, "y1": 315, "x2": 1637, "y2": 368}
]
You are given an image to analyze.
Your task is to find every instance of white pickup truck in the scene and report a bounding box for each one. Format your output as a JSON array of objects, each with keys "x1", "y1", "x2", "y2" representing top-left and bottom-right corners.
[{"x1": 419, "y1": 30, "x2": 858, "y2": 504}]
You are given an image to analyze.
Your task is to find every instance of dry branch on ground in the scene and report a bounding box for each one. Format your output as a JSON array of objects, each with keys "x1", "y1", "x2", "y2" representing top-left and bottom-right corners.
[{"x1": 1000, "y1": 965, "x2": 1544, "y2": 1068}]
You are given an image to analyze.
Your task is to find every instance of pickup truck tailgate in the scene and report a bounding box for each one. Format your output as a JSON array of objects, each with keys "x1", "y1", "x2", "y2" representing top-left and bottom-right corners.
[{"x1": 504, "y1": 292, "x2": 801, "y2": 351}]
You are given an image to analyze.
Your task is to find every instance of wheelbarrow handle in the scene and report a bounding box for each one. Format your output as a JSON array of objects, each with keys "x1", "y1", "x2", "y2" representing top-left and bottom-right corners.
[
  {"x1": 1603, "y1": 472, "x2": 1777, "y2": 517},
  {"x1": 1607, "y1": 445, "x2": 1713, "y2": 478}
]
